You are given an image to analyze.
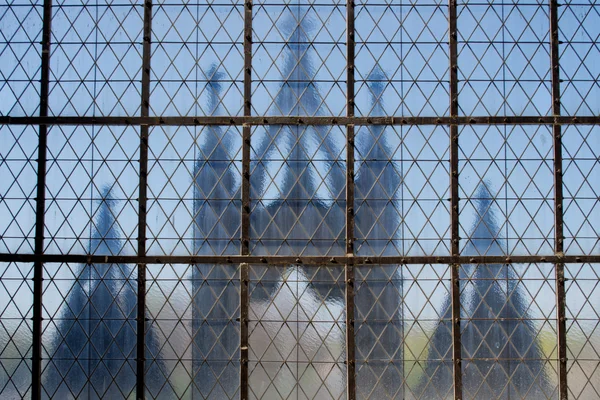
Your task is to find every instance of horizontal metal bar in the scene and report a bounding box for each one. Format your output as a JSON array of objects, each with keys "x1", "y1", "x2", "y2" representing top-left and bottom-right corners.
[
  {"x1": 2, "y1": 115, "x2": 600, "y2": 126},
  {"x1": 1, "y1": 253, "x2": 598, "y2": 265}
]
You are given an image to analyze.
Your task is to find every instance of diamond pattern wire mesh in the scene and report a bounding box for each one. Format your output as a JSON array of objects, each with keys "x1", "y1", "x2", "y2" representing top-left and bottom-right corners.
[
  {"x1": 355, "y1": 0, "x2": 449, "y2": 117},
  {"x1": 49, "y1": 1, "x2": 143, "y2": 117},
  {"x1": 151, "y1": 2, "x2": 243, "y2": 116},
  {"x1": 248, "y1": 265, "x2": 346, "y2": 399},
  {"x1": 145, "y1": 263, "x2": 240, "y2": 399},
  {"x1": 459, "y1": 125, "x2": 555, "y2": 256},
  {"x1": 252, "y1": 2, "x2": 346, "y2": 116},
  {"x1": 460, "y1": 263, "x2": 558, "y2": 399},
  {"x1": 0, "y1": 2, "x2": 42, "y2": 117},
  {"x1": 457, "y1": 2, "x2": 551, "y2": 116},
  {"x1": 0, "y1": 263, "x2": 33, "y2": 399},
  {"x1": 44, "y1": 125, "x2": 139, "y2": 255},
  {"x1": 558, "y1": 2, "x2": 600, "y2": 116},
  {"x1": 354, "y1": 125, "x2": 450, "y2": 256},
  {"x1": 0, "y1": 125, "x2": 38, "y2": 254},
  {"x1": 0, "y1": 0, "x2": 599, "y2": 398},
  {"x1": 565, "y1": 263, "x2": 600, "y2": 399},
  {"x1": 41, "y1": 262, "x2": 137, "y2": 398},
  {"x1": 250, "y1": 125, "x2": 346, "y2": 256},
  {"x1": 355, "y1": 264, "x2": 453, "y2": 399},
  {"x1": 147, "y1": 125, "x2": 242, "y2": 256},
  {"x1": 562, "y1": 125, "x2": 599, "y2": 255}
]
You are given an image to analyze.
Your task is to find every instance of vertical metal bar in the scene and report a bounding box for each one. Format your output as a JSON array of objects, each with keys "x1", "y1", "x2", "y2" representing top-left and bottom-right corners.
[
  {"x1": 240, "y1": 263, "x2": 249, "y2": 400},
  {"x1": 347, "y1": 0, "x2": 355, "y2": 121},
  {"x1": 346, "y1": 122, "x2": 355, "y2": 258},
  {"x1": 550, "y1": 0, "x2": 567, "y2": 397},
  {"x1": 138, "y1": 0, "x2": 152, "y2": 398},
  {"x1": 346, "y1": 0, "x2": 356, "y2": 398},
  {"x1": 448, "y1": 0, "x2": 462, "y2": 398},
  {"x1": 240, "y1": 1, "x2": 252, "y2": 398},
  {"x1": 345, "y1": 263, "x2": 356, "y2": 400},
  {"x1": 242, "y1": 0, "x2": 252, "y2": 257},
  {"x1": 32, "y1": 1, "x2": 53, "y2": 398}
]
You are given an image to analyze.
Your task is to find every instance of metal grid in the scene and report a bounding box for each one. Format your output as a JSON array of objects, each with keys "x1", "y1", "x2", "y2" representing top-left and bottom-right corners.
[{"x1": 0, "y1": 0, "x2": 599, "y2": 399}]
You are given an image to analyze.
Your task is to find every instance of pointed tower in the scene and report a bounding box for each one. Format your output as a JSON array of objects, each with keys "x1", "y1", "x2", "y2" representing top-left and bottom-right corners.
[
  {"x1": 192, "y1": 64, "x2": 241, "y2": 398},
  {"x1": 45, "y1": 186, "x2": 138, "y2": 397},
  {"x1": 251, "y1": 2, "x2": 345, "y2": 286},
  {"x1": 243, "y1": 3, "x2": 347, "y2": 395},
  {"x1": 87, "y1": 186, "x2": 137, "y2": 397},
  {"x1": 418, "y1": 182, "x2": 549, "y2": 398},
  {"x1": 354, "y1": 67, "x2": 404, "y2": 397}
]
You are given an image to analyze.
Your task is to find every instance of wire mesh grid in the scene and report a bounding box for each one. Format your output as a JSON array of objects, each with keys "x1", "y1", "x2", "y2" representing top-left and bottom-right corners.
[{"x1": 0, "y1": 0, "x2": 599, "y2": 399}]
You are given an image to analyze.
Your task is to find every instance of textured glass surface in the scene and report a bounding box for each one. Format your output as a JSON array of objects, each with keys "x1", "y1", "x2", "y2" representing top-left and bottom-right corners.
[
  {"x1": 562, "y1": 125, "x2": 599, "y2": 255},
  {"x1": 146, "y1": 264, "x2": 240, "y2": 399},
  {"x1": 147, "y1": 125, "x2": 242, "y2": 255},
  {"x1": 0, "y1": 263, "x2": 33, "y2": 399},
  {"x1": 151, "y1": 3, "x2": 243, "y2": 116},
  {"x1": 42, "y1": 262, "x2": 137, "y2": 398},
  {"x1": 559, "y1": 3, "x2": 600, "y2": 115},
  {"x1": 49, "y1": 2, "x2": 143, "y2": 116},
  {"x1": 355, "y1": 264, "x2": 452, "y2": 399},
  {"x1": 355, "y1": 1, "x2": 449, "y2": 117},
  {"x1": 566, "y1": 263, "x2": 600, "y2": 399},
  {"x1": 250, "y1": 125, "x2": 346, "y2": 256},
  {"x1": 0, "y1": 125, "x2": 37, "y2": 253},
  {"x1": 249, "y1": 265, "x2": 346, "y2": 399},
  {"x1": 458, "y1": 3, "x2": 551, "y2": 116},
  {"x1": 355, "y1": 124, "x2": 450, "y2": 256},
  {"x1": 0, "y1": 0, "x2": 599, "y2": 397},
  {"x1": 459, "y1": 125, "x2": 554, "y2": 256},
  {"x1": 460, "y1": 263, "x2": 558, "y2": 399},
  {"x1": 0, "y1": 3, "x2": 42, "y2": 116},
  {"x1": 252, "y1": 3, "x2": 346, "y2": 116},
  {"x1": 44, "y1": 125, "x2": 139, "y2": 255}
]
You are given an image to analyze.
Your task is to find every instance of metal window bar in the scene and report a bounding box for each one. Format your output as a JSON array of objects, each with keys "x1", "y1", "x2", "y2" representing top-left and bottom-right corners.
[
  {"x1": 550, "y1": 0, "x2": 568, "y2": 398},
  {"x1": 0, "y1": 0, "x2": 597, "y2": 399},
  {"x1": 137, "y1": 0, "x2": 153, "y2": 398}
]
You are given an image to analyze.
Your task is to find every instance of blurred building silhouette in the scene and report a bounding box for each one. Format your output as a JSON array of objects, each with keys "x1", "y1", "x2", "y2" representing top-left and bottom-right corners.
[
  {"x1": 44, "y1": 187, "x2": 162, "y2": 398},
  {"x1": 420, "y1": 182, "x2": 551, "y2": 398}
]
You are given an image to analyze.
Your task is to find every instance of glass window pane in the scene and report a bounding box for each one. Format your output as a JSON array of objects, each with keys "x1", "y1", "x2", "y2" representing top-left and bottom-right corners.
[
  {"x1": 145, "y1": 264, "x2": 240, "y2": 399},
  {"x1": 460, "y1": 263, "x2": 557, "y2": 399},
  {"x1": 459, "y1": 125, "x2": 554, "y2": 256},
  {"x1": 566, "y1": 263, "x2": 600, "y2": 399},
  {"x1": 249, "y1": 264, "x2": 346, "y2": 399},
  {"x1": 49, "y1": 2, "x2": 143, "y2": 116},
  {"x1": 458, "y1": 3, "x2": 551, "y2": 116},
  {"x1": 252, "y1": 2, "x2": 346, "y2": 116},
  {"x1": 0, "y1": 263, "x2": 33, "y2": 399},
  {"x1": 147, "y1": 126, "x2": 242, "y2": 255},
  {"x1": 355, "y1": 264, "x2": 453, "y2": 399},
  {"x1": 355, "y1": 125, "x2": 450, "y2": 256},
  {"x1": 42, "y1": 262, "x2": 137, "y2": 398},
  {"x1": 0, "y1": 3, "x2": 42, "y2": 116},
  {"x1": 45, "y1": 126, "x2": 139, "y2": 255},
  {"x1": 563, "y1": 125, "x2": 600, "y2": 255},
  {"x1": 250, "y1": 125, "x2": 346, "y2": 256},
  {"x1": 0, "y1": 125, "x2": 37, "y2": 254}
]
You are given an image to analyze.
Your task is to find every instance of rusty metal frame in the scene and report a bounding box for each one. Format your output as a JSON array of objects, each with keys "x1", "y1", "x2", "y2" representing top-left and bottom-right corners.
[
  {"x1": 550, "y1": 0, "x2": 568, "y2": 398},
  {"x1": 137, "y1": 0, "x2": 153, "y2": 397},
  {"x1": 2, "y1": 115, "x2": 599, "y2": 126},
  {"x1": 0, "y1": 0, "x2": 598, "y2": 398},
  {"x1": 448, "y1": 0, "x2": 463, "y2": 398},
  {"x1": 346, "y1": 0, "x2": 356, "y2": 398},
  {"x1": 240, "y1": 0, "x2": 253, "y2": 398},
  {"x1": 1, "y1": 253, "x2": 595, "y2": 265},
  {"x1": 31, "y1": 1, "x2": 53, "y2": 398}
]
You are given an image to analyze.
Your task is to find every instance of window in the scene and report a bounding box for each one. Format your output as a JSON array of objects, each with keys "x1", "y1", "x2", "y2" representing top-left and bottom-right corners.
[{"x1": 0, "y1": 0, "x2": 598, "y2": 399}]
